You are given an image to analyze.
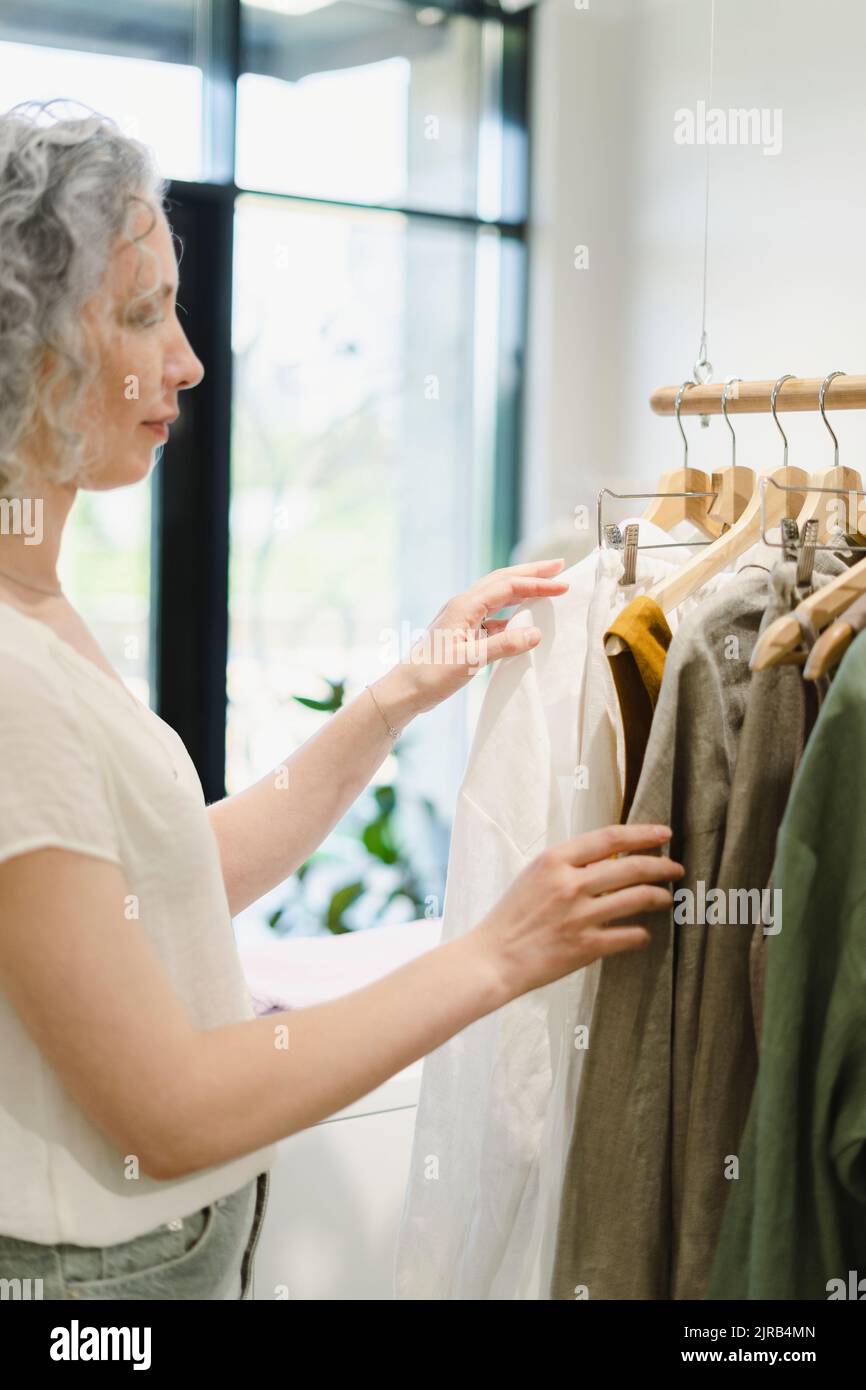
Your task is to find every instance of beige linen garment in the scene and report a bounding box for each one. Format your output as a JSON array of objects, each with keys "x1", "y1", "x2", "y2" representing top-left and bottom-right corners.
[
  {"x1": 550, "y1": 552, "x2": 846, "y2": 1301},
  {"x1": 395, "y1": 522, "x2": 710, "y2": 1300}
]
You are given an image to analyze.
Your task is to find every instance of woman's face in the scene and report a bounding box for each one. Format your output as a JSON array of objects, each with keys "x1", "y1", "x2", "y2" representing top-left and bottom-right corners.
[{"x1": 74, "y1": 199, "x2": 204, "y2": 491}]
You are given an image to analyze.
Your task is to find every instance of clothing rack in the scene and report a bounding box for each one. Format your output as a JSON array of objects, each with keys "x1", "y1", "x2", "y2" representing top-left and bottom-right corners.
[
  {"x1": 650, "y1": 374, "x2": 866, "y2": 415},
  {"x1": 597, "y1": 372, "x2": 866, "y2": 575},
  {"x1": 597, "y1": 479, "x2": 866, "y2": 591}
]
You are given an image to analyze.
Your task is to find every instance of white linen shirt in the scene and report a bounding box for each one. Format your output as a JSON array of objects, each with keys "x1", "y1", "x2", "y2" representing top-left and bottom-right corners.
[
  {"x1": 395, "y1": 520, "x2": 734, "y2": 1299},
  {"x1": 0, "y1": 602, "x2": 278, "y2": 1246}
]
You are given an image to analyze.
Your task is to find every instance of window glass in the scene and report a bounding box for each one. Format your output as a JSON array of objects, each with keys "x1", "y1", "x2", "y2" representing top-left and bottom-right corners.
[
  {"x1": 0, "y1": 1, "x2": 526, "y2": 934},
  {"x1": 0, "y1": 0, "x2": 198, "y2": 705},
  {"x1": 59, "y1": 483, "x2": 154, "y2": 709},
  {"x1": 0, "y1": 0, "x2": 203, "y2": 180},
  {"x1": 227, "y1": 192, "x2": 511, "y2": 930},
  {"x1": 238, "y1": 0, "x2": 490, "y2": 216}
]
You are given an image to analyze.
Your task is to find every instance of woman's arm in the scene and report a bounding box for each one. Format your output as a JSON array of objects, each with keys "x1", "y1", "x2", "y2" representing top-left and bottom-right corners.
[
  {"x1": 207, "y1": 664, "x2": 423, "y2": 918},
  {"x1": 208, "y1": 560, "x2": 571, "y2": 916},
  {"x1": 0, "y1": 825, "x2": 679, "y2": 1181}
]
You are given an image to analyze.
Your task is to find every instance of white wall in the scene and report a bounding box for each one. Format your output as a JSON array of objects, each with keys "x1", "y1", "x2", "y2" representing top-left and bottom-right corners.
[{"x1": 522, "y1": 0, "x2": 866, "y2": 542}]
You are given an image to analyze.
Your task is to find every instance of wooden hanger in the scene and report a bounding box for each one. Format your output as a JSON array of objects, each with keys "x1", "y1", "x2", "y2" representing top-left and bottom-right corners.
[
  {"x1": 751, "y1": 371, "x2": 866, "y2": 671},
  {"x1": 796, "y1": 465, "x2": 864, "y2": 542},
  {"x1": 793, "y1": 372, "x2": 863, "y2": 540},
  {"x1": 751, "y1": 555, "x2": 866, "y2": 670},
  {"x1": 802, "y1": 596, "x2": 866, "y2": 680},
  {"x1": 647, "y1": 378, "x2": 807, "y2": 616},
  {"x1": 645, "y1": 382, "x2": 755, "y2": 542},
  {"x1": 648, "y1": 465, "x2": 808, "y2": 615},
  {"x1": 643, "y1": 383, "x2": 721, "y2": 538},
  {"x1": 643, "y1": 467, "x2": 722, "y2": 537},
  {"x1": 707, "y1": 465, "x2": 755, "y2": 529},
  {"x1": 706, "y1": 380, "x2": 755, "y2": 532}
]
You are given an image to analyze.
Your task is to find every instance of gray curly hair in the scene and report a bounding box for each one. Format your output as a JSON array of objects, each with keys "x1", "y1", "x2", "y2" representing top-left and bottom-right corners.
[{"x1": 0, "y1": 100, "x2": 168, "y2": 499}]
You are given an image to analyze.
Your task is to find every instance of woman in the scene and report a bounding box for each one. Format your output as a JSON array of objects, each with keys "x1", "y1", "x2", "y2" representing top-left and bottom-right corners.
[{"x1": 0, "y1": 103, "x2": 682, "y2": 1301}]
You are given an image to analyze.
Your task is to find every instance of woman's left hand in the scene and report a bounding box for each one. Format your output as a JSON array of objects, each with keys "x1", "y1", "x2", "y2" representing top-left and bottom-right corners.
[{"x1": 385, "y1": 558, "x2": 570, "y2": 719}]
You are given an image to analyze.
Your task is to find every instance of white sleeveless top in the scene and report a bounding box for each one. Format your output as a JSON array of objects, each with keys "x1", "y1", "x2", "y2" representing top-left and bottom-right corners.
[{"x1": 0, "y1": 602, "x2": 278, "y2": 1246}]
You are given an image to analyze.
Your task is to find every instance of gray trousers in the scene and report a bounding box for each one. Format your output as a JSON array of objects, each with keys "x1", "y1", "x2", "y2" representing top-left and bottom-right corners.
[{"x1": 0, "y1": 1171, "x2": 270, "y2": 1301}]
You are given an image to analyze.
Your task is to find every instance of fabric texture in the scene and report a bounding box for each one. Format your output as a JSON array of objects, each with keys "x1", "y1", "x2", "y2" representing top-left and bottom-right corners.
[
  {"x1": 396, "y1": 523, "x2": 735, "y2": 1300},
  {"x1": 395, "y1": 521, "x2": 697, "y2": 1300},
  {"x1": 0, "y1": 1171, "x2": 268, "y2": 1300},
  {"x1": 708, "y1": 629, "x2": 866, "y2": 1300},
  {"x1": 526, "y1": 549, "x2": 689, "y2": 1295},
  {"x1": 0, "y1": 603, "x2": 277, "y2": 1246},
  {"x1": 550, "y1": 551, "x2": 846, "y2": 1300},
  {"x1": 746, "y1": 562, "x2": 838, "y2": 1044},
  {"x1": 603, "y1": 595, "x2": 673, "y2": 821}
]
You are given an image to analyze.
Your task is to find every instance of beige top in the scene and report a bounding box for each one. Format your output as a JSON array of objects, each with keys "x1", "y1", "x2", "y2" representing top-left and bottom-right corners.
[{"x1": 0, "y1": 602, "x2": 277, "y2": 1246}]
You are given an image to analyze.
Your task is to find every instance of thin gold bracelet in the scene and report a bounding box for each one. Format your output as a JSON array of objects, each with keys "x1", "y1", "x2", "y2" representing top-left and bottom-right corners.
[{"x1": 365, "y1": 682, "x2": 400, "y2": 739}]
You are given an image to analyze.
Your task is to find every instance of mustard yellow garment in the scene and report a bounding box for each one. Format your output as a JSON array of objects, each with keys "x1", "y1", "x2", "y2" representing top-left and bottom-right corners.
[{"x1": 604, "y1": 595, "x2": 672, "y2": 822}]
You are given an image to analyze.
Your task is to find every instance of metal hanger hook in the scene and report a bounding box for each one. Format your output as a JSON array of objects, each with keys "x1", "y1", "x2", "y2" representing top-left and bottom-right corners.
[
  {"x1": 818, "y1": 370, "x2": 846, "y2": 468},
  {"x1": 770, "y1": 373, "x2": 797, "y2": 468},
  {"x1": 675, "y1": 380, "x2": 696, "y2": 466},
  {"x1": 721, "y1": 377, "x2": 741, "y2": 469}
]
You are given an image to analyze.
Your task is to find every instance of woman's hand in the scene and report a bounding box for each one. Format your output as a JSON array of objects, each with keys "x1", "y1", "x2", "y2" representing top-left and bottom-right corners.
[
  {"x1": 470, "y1": 823, "x2": 683, "y2": 1002},
  {"x1": 385, "y1": 557, "x2": 571, "y2": 717}
]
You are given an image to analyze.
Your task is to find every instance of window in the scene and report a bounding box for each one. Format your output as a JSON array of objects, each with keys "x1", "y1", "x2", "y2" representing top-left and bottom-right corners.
[
  {"x1": 59, "y1": 488, "x2": 154, "y2": 709},
  {"x1": 228, "y1": 195, "x2": 498, "y2": 792},
  {"x1": 0, "y1": 0, "x2": 206, "y2": 181},
  {"x1": 0, "y1": 0, "x2": 209, "y2": 707},
  {"x1": 226, "y1": 0, "x2": 527, "y2": 934},
  {"x1": 3, "y1": 0, "x2": 529, "y2": 933},
  {"x1": 237, "y1": 0, "x2": 489, "y2": 216}
]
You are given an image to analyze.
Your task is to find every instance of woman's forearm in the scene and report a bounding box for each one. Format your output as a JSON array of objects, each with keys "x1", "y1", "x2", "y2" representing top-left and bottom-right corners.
[
  {"x1": 207, "y1": 664, "x2": 425, "y2": 916},
  {"x1": 207, "y1": 560, "x2": 570, "y2": 916},
  {"x1": 160, "y1": 926, "x2": 509, "y2": 1179}
]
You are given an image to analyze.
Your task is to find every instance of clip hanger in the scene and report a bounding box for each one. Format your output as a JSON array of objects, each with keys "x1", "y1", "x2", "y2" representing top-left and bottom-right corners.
[
  {"x1": 621, "y1": 524, "x2": 639, "y2": 586},
  {"x1": 795, "y1": 518, "x2": 819, "y2": 589}
]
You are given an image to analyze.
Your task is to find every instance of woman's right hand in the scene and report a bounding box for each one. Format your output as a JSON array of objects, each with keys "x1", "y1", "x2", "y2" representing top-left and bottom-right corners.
[{"x1": 472, "y1": 823, "x2": 683, "y2": 1001}]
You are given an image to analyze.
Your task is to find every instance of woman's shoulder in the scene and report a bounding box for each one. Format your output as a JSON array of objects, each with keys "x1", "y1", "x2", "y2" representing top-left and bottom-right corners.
[
  {"x1": 0, "y1": 602, "x2": 75, "y2": 708},
  {"x1": 0, "y1": 603, "x2": 115, "y2": 805}
]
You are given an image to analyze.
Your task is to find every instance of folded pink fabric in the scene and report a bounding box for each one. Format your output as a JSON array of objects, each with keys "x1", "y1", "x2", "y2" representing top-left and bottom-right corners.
[{"x1": 240, "y1": 917, "x2": 442, "y2": 1015}]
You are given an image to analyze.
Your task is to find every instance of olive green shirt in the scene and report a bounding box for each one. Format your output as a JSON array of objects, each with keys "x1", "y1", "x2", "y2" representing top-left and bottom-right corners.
[
  {"x1": 551, "y1": 554, "x2": 844, "y2": 1300},
  {"x1": 709, "y1": 627, "x2": 866, "y2": 1300}
]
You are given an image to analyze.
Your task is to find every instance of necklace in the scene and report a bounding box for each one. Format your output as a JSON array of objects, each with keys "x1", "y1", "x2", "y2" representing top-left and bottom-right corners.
[{"x1": 0, "y1": 566, "x2": 63, "y2": 598}]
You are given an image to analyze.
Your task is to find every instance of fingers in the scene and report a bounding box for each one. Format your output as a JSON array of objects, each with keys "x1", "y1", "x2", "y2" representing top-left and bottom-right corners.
[
  {"x1": 582, "y1": 883, "x2": 675, "y2": 927},
  {"x1": 554, "y1": 823, "x2": 673, "y2": 867},
  {"x1": 476, "y1": 575, "x2": 570, "y2": 614},
  {"x1": 580, "y1": 925, "x2": 652, "y2": 958},
  {"x1": 482, "y1": 558, "x2": 567, "y2": 579},
  {"x1": 474, "y1": 626, "x2": 541, "y2": 665},
  {"x1": 581, "y1": 853, "x2": 683, "y2": 895}
]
